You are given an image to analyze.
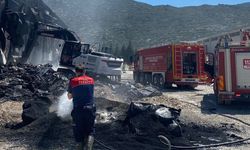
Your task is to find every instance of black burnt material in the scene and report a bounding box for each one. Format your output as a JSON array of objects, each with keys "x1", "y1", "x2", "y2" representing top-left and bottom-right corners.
[
  {"x1": 0, "y1": 64, "x2": 68, "y2": 129},
  {"x1": 123, "y1": 102, "x2": 182, "y2": 137}
]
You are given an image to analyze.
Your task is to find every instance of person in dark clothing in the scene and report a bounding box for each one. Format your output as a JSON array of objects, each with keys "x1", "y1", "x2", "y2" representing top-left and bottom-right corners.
[{"x1": 67, "y1": 65, "x2": 96, "y2": 150}]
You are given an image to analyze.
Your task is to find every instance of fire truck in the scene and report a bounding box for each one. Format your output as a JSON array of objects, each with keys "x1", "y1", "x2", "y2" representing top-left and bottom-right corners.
[
  {"x1": 133, "y1": 43, "x2": 208, "y2": 88},
  {"x1": 213, "y1": 31, "x2": 250, "y2": 104}
]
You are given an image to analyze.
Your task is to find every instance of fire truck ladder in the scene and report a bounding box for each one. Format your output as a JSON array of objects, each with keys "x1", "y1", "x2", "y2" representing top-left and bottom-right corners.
[
  {"x1": 174, "y1": 46, "x2": 182, "y2": 79},
  {"x1": 199, "y1": 48, "x2": 205, "y2": 75}
]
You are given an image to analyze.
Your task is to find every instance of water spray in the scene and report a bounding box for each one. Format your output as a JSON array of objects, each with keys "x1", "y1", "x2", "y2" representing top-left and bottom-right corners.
[{"x1": 56, "y1": 92, "x2": 73, "y2": 119}]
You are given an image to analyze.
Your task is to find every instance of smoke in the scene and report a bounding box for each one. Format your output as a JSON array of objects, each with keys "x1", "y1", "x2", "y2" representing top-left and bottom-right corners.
[
  {"x1": 43, "y1": 0, "x2": 126, "y2": 45},
  {"x1": 56, "y1": 92, "x2": 73, "y2": 119},
  {"x1": 0, "y1": 49, "x2": 6, "y2": 65}
]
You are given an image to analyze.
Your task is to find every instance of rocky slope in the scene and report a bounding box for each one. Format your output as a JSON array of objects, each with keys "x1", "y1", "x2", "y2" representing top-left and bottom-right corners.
[{"x1": 43, "y1": 0, "x2": 250, "y2": 49}]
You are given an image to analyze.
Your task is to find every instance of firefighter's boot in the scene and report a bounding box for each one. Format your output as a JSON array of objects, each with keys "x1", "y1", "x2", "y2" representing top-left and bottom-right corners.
[{"x1": 83, "y1": 135, "x2": 94, "y2": 150}]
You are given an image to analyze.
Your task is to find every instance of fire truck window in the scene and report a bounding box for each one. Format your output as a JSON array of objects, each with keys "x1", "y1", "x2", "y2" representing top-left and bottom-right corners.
[{"x1": 183, "y1": 53, "x2": 197, "y2": 75}]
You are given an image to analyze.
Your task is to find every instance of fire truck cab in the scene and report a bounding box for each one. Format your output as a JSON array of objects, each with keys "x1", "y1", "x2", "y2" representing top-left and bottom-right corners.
[{"x1": 133, "y1": 43, "x2": 208, "y2": 88}]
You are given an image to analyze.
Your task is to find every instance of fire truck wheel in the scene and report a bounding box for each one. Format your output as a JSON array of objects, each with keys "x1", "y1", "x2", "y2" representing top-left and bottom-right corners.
[
  {"x1": 176, "y1": 85, "x2": 184, "y2": 89},
  {"x1": 134, "y1": 73, "x2": 138, "y2": 82},
  {"x1": 189, "y1": 84, "x2": 198, "y2": 89},
  {"x1": 153, "y1": 75, "x2": 158, "y2": 86},
  {"x1": 165, "y1": 83, "x2": 172, "y2": 88},
  {"x1": 139, "y1": 73, "x2": 144, "y2": 84},
  {"x1": 224, "y1": 100, "x2": 232, "y2": 105},
  {"x1": 217, "y1": 97, "x2": 224, "y2": 105},
  {"x1": 158, "y1": 75, "x2": 165, "y2": 88}
]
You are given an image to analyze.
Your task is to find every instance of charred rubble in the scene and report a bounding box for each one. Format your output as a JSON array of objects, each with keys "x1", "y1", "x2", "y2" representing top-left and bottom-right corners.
[
  {"x1": 98, "y1": 81, "x2": 163, "y2": 101},
  {"x1": 123, "y1": 102, "x2": 182, "y2": 137},
  {"x1": 0, "y1": 0, "x2": 66, "y2": 64},
  {"x1": 0, "y1": 64, "x2": 68, "y2": 128},
  {"x1": 0, "y1": 62, "x2": 183, "y2": 149}
]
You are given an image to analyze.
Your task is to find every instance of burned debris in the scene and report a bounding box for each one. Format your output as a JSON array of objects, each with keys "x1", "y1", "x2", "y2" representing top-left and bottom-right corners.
[
  {"x1": 0, "y1": 65, "x2": 248, "y2": 149},
  {"x1": 1, "y1": 0, "x2": 250, "y2": 149},
  {"x1": 0, "y1": 0, "x2": 66, "y2": 64},
  {"x1": 118, "y1": 83, "x2": 163, "y2": 100},
  {"x1": 123, "y1": 102, "x2": 182, "y2": 137},
  {"x1": 0, "y1": 64, "x2": 68, "y2": 128},
  {"x1": 99, "y1": 81, "x2": 163, "y2": 101}
]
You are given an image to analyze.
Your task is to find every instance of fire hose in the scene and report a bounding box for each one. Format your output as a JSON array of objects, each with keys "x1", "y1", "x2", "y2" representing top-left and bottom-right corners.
[
  {"x1": 94, "y1": 99, "x2": 250, "y2": 150},
  {"x1": 178, "y1": 99, "x2": 250, "y2": 128},
  {"x1": 94, "y1": 138, "x2": 114, "y2": 150},
  {"x1": 158, "y1": 99, "x2": 250, "y2": 149},
  {"x1": 96, "y1": 134, "x2": 250, "y2": 150},
  {"x1": 158, "y1": 135, "x2": 250, "y2": 149}
]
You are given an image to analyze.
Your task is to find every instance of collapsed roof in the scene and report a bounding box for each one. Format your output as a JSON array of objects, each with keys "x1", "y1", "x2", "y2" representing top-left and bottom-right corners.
[{"x1": 0, "y1": 0, "x2": 67, "y2": 64}]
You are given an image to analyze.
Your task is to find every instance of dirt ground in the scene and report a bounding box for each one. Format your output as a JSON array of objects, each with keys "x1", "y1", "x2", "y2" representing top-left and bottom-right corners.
[{"x1": 1, "y1": 71, "x2": 250, "y2": 150}]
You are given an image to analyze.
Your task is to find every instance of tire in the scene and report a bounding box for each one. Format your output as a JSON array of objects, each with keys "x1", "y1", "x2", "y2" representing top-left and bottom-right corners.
[
  {"x1": 143, "y1": 73, "x2": 148, "y2": 85},
  {"x1": 133, "y1": 72, "x2": 137, "y2": 83},
  {"x1": 134, "y1": 73, "x2": 139, "y2": 83},
  {"x1": 158, "y1": 75, "x2": 165, "y2": 89},
  {"x1": 177, "y1": 84, "x2": 186, "y2": 89},
  {"x1": 139, "y1": 73, "x2": 144, "y2": 84},
  {"x1": 165, "y1": 82, "x2": 172, "y2": 89},
  {"x1": 224, "y1": 100, "x2": 232, "y2": 105},
  {"x1": 189, "y1": 84, "x2": 198, "y2": 89},
  {"x1": 217, "y1": 96, "x2": 224, "y2": 105},
  {"x1": 176, "y1": 84, "x2": 182, "y2": 89},
  {"x1": 145, "y1": 73, "x2": 152, "y2": 85},
  {"x1": 153, "y1": 75, "x2": 158, "y2": 86}
]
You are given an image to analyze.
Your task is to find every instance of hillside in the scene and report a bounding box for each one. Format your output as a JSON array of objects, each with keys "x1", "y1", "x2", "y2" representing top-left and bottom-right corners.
[{"x1": 43, "y1": 0, "x2": 250, "y2": 50}]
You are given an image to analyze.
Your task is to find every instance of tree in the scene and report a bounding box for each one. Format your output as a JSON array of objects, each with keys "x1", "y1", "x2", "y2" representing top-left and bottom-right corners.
[
  {"x1": 113, "y1": 44, "x2": 120, "y2": 57},
  {"x1": 126, "y1": 40, "x2": 134, "y2": 64},
  {"x1": 120, "y1": 44, "x2": 126, "y2": 60},
  {"x1": 120, "y1": 41, "x2": 135, "y2": 63}
]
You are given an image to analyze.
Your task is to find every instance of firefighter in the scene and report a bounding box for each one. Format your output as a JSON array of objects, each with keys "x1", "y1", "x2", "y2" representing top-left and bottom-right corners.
[{"x1": 67, "y1": 64, "x2": 96, "y2": 150}]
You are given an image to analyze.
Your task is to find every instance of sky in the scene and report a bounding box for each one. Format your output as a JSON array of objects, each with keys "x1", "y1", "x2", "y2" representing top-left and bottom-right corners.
[{"x1": 135, "y1": 0, "x2": 250, "y2": 7}]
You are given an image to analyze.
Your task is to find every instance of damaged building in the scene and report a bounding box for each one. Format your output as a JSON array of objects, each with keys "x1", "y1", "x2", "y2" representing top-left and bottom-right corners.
[{"x1": 0, "y1": 0, "x2": 67, "y2": 64}]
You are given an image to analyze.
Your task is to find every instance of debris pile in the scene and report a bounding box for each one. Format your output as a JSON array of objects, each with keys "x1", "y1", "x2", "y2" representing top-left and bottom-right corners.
[
  {"x1": 92, "y1": 99, "x2": 182, "y2": 150},
  {"x1": 123, "y1": 102, "x2": 182, "y2": 137},
  {"x1": 0, "y1": 64, "x2": 68, "y2": 128},
  {"x1": 104, "y1": 82, "x2": 162, "y2": 101},
  {"x1": 127, "y1": 84, "x2": 162, "y2": 99}
]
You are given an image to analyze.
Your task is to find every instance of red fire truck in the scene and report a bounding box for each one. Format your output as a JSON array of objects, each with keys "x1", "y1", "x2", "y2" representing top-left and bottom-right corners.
[
  {"x1": 214, "y1": 32, "x2": 250, "y2": 104},
  {"x1": 133, "y1": 43, "x2": 208, "y2": 88}
]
